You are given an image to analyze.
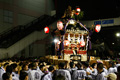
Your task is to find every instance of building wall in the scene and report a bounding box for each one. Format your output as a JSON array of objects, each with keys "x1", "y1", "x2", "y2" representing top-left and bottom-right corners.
[
  {"x1": 18, "y1": 14, "x2": 36, "y2": 25},
  {"x1": 33, "y1": 43, "x2": 46, "y2": 57},
  {"x1": 0, "y1": 0, "x2": 55, "y2": 33},
  {"x1": 31, "y1": 21, "x2": 57, "y2": 57}
]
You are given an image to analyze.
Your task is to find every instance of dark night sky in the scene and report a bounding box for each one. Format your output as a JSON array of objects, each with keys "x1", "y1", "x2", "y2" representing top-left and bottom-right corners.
[{"x1": 55, "y1": 0, "x2": 120, "y2": 20}]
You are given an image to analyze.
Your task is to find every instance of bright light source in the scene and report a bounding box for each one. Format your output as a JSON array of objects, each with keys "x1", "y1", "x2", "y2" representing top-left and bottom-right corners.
[
  {"x1": 69, "y1": 20, "x2": 75, "y2": 24},
  {"x1": 116, "y1": 33, "x2": 120, "y2": 37},
  {"x1": 119, "y1": 53, "x2": 120, "y2": 55},
  {"x1": 95, "y1": 24, "x2": 101, "y2": 33},
  {"x1": 76, "y1": 8, "x2": 81, "y2": 12},
  {"x1": 54, "y1": 39, "x2": 59, "y2": 43},
  {"x1": 112, "y1": 43, "x2": 114, "y2": 45},
  {"x1": 80, "y1": 35, "x2": 85, "y2": 47},
  {"x1": 44, "y1": 27, "x2": 49, "y2": 33},
  {"x1": 64, "y1": 40, "x2": 70, "y2": 46}
]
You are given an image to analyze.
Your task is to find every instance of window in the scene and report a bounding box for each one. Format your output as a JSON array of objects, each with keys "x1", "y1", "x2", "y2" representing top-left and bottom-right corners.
[{"x1": 3, "y1": 10, "x2": 13, "y2": 23}]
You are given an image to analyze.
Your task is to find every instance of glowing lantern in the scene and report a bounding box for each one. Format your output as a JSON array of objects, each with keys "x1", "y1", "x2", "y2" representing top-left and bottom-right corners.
[
  {"x1": 76, "y1": 8, "x2": 81, "y2": 12},
  {"x1": 80, "y1": 35, "x2": 85, "y2": 47},
  {"x1": 95, "y1": 24, "x2": 101, "y2": 33},
  {"x1": 64, "y1": 40, "x2": 70, "y2": 46},
  {"x1": 75, "y1": 7, "x2": 81, "y2": 15},
  {"x1": 44, "y1": 27, "x2": 49, "y2": 33},
  {"x1": 75, "y1": 12, "x2": 79, "y2": 15},
  {"x1": 80, "y1": 41, "x2": 85, "y2": 47},
  {"x1": 57, "y1": 21, "x2": 63, "y2": 30}
]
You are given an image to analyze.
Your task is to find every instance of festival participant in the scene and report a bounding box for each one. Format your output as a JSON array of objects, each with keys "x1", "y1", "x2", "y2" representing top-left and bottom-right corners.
[
  {"x1": 72, "y1": 62, "x2": 86, "y2": 80},
  {"x1": 39, "y1": 64, "x2": 45, "y2": 76},
  {"x1": 2, "y1": 72, "x2": 12, "y2": 80},
  {"x1": 28, "y1": 62, "x2": 42, "y2": 80},
  {"x1": 91, "y1": 63, "x2": 98, "y2": 80},
  {"x1": 108, "y1": 61, "x2": 117, "y2": 73},
  {"x1": 11, "y1": 63, "x2": 19, "y2": 80},
  {"x1": 82, "y1": 62, "x2": 92, "y2": 79},
  {"x1": 5, "y1": 65, "x2": 13, "y2": 80},
  {"x1": 103, "y1": 64, "x2": 108, "y2": 75},
  {"x1": 115, "y1": 61, "x2": 120, "y2": 68},
  {"x1": 42, "y1": 65, "x2": 55, "y2": 80},
  {"x1": 68, "y1": 62, "x2": 77, "y2": 75},
  {"x1": 96, "y1": 63, "x2": 107, "y2": 80},
  {"x1": 21, "y1": 63, "x2": 29, "y2": 73},
  {"x1": 56, "y1": 62, "x2": 71, "y2": 80},
  {"x1": 20, "y1": 72, "x2": 28, "y2": 80}
]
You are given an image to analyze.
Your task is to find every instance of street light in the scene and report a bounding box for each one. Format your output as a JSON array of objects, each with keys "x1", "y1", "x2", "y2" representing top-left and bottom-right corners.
[{"x1": 116, "y1": 33, "x2": 120, "y2": 37}]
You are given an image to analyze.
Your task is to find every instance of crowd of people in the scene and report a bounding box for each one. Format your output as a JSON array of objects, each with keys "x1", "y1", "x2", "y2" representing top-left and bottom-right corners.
[{"x1": 0, "y1": 57, "x2": 120, "y2": 80}]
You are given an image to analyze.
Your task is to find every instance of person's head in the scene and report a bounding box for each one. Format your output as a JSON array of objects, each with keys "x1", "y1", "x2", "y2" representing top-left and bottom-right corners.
[
  {"x1": 22, "y1": 64, "x2": 28, "y2": 71},
  {"x1": 39, "y1": 65, "x2": 45, "y2": 72},
  {"x1": 31, "y1": 62, "x2": 37, "y2": 70},
  {"x1": 6, "y1": 65, "x2": 12, "y2": 74},
  {"x1": 69, "y1": 62, "x2": 75, "y2": 68},
  {"x1": 48, "y1": 66, "x2": 54, "y2": 73},
  {"x1": 11, "y1": 63, "x2": 18, "y2": 72},
  {"x1": 105, "y1": 73, "x2": 117, "y2": 80},
  {"x1": 82, "y1": 62, "x2": 89, "y2": 68},
  {"x1": 3, "y1": 62, "x2": 9, "y2": 71},
  {"x1": 34, "y1": 60, "x2": 39, "y2": 67},
  {"x1": 55, "y1": 74, "x2": 65, "y2": 80},
  {"x1": 20, "y1": 72, "x2": 28, "y2": 80},
  {"x1": 43, "y1": 67, "x2": 49, "y2": 74},
  {"x1": 28, "y1": 63, "x2": 32, "y2": 69},
  {"x1": 91, "y1": 63, "x2": 97, "y2": 69},
  {"x1": 97, "y1": 63, "x2": 103, "y2": 73},
  {"x1": 59, "y1": 62, "x2": 66, "y2": 69},
  {"x1": 2, "y1": 72, "x2": 12, "y2": 80},
  {"x1": 116, "y1": 61, "x2": 120, "y2": 64},
  {"x1": 19, "y1": 62, "x2": 23, "y2": 67},
  {"x1": 109, "y1": 61, "x2": 114, "y2": 67},
  {"x1": 77, "y1": 62, "x2": 83, "y2": 69}
]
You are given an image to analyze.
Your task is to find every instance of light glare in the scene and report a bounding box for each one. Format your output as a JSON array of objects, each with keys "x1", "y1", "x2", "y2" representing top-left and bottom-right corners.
[{"x1": 54, "y1": 39, "x2": 59, "y2": 43}]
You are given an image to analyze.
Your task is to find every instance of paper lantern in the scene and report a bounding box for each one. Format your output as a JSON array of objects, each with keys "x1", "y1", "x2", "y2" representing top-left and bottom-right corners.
[
  {"x1": 75, "y1": 7, "x2": 81, "y2": 15},
  {"x1": 80, "y1": 35, "x2": 85, "y2": 47},
  {"x1": 44, "y1": 27, "x2": 49, "y2": 33},
  {"x1": 75, "y1": 12, "x2": 79, "y2": 15},
  {"x1": 64, "y1": 40, "x2": 70, "y2": 46},
  {"x1": 95, "y1": 24, "x2": 101, "y2": 32},
  {"x1": 76, "y1": 8, "x2": 81, "y2": 12},
  {"x1": 57, "y1": 21, "x2": 64, "y2": 30},
  {"x1": 80, "y1": 41, "x2": 85, "y2": 47}
]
